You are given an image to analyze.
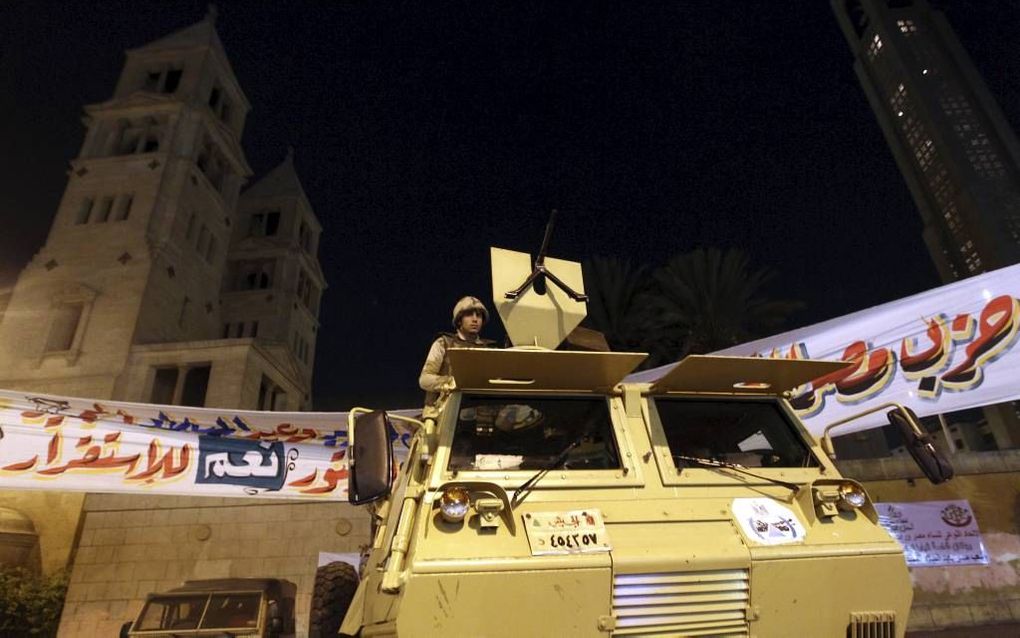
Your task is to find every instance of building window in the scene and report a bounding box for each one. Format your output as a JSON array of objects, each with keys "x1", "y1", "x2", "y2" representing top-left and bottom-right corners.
[
  {"x1": 142, "y1": 67, "x2": 183, "y2": 94},
  {"x1": 232, "y1": 259, "x2": 276, "y2": 291},
  {"x1": 149, "y1": 364, "x2": 210, "y2": 407},
  {"x1": 74, "y1": 194, "x2": 134, "y2": 225},
  {"x1": 180, "y1": 365, "x2": 210, "y2": 407},
  {"x1": 75, "y1": 198, "x2": 94, "y2": 225},
  {"x1": 45, "y1": 303, "x2": 83, "y2": 352},
  {"x1": 115, "y1": 194, "x2": 133, "y2": 221},
  {"x1": 150, "y1": 368, "x2": 178, "y2": 404},
  {"x1": 258, "y1": 375, "x2": 286, "y2": 411},
  {"x1": 207, "y1": 83, "x2": 233, "y2": 124},
  {"x1": 249, "y1": 211, "x2": 281, "y2": 238},
  {"x1": 95, "y1": 197, "x2": 114, "y2": 223},
  {"x1": 185, "y1": 212, "x2": 197, "y2": 241},
  {"x1": 111, "y1": 117, "x2": 166, "y2": 156}
]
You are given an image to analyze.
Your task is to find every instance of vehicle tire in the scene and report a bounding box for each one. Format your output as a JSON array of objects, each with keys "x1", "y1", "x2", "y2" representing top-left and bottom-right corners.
[{"x1": 308, "y1": 561, "x2": 359, "y2": 638}]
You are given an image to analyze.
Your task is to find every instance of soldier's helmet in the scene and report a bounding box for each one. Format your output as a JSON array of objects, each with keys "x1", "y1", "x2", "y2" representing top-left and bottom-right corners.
[{"x1": 452, "y1": 296, "x2": 490, "y2": 327}]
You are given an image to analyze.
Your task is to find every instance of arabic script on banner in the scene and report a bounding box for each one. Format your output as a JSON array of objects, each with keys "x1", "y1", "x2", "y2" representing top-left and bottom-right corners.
[
  {"x1": 876, "y1": 500, "x2": 989, "y2": 567},
  {"x1": 0, "y1": 390, "x2": 412, "y2": 501}
]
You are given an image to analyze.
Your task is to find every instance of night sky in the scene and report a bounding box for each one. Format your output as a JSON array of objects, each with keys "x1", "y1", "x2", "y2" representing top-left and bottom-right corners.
[{"x1": 2, "y1": 1, "x2": 1019, "y2": 409}]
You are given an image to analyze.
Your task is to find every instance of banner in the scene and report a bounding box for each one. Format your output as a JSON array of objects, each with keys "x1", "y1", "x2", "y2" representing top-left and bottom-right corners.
[
  {"x1": 876, "y1": 500, "x2": 989, "y2": 567},
  {"x1": 708, "y1": 264, "x2": 1020, "y2": 434},
  {"x1": 0, "y1": 389, "x2": 414, "y2": 501}
]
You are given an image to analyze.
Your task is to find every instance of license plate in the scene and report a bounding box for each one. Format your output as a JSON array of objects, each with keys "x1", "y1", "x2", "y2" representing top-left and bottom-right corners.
[{"x1": 524, "y1": 509, "x2": 611, "y2": 555}]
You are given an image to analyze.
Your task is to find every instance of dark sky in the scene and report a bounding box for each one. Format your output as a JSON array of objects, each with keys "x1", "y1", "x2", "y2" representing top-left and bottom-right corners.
[{"x1": 2, "y1": 1, "x2": 1019, "y2": 409}]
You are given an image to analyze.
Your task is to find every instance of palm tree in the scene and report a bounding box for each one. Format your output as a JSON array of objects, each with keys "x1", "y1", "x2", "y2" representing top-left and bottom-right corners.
[
  {"x1": 647, "y1": 247, "x2": 804, "y2": 360},
  {"x1": 581, "y1": 256, "x2": 650, "y2": 351}
]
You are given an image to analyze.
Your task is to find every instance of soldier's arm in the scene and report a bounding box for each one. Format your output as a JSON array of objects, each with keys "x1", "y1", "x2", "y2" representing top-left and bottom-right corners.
[{"x1": 419, "y1": 338, "x2": 451, "y2": 391}]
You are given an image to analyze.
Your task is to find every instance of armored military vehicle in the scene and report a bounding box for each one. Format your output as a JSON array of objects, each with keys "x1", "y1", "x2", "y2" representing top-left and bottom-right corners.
[
  {"x1": 332, "y1": 242, "x2": 951, "y2": 637},
  {"x1": 120, "y1": 578, "x2": 296, "y2": 637}
]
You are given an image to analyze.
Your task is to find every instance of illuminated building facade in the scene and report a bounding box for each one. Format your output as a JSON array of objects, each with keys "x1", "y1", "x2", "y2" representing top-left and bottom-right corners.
[{"x1": 833, "y1": 0, "x2": 1020, "y2": 282}]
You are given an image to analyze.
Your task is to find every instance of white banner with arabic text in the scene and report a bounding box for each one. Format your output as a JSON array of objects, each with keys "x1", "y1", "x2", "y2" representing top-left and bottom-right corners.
[
  {"x1": 0, "y1": 390, "x2": 413, "y2": 501},
  {"x1": 713, "y1": 264, "x2": 1020, "y2": 434}
]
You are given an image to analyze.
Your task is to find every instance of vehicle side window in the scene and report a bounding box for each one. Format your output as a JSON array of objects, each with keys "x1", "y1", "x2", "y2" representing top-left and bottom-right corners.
[
  {"x1": 655, "y1": 398, "x2": 818, "y2": 468},
  {"x1": 136, "y1": 595, "x2": 208, "y2": 630},
  {"x1": 449, "y1": 395, "x2": 620, "y2": 471}
]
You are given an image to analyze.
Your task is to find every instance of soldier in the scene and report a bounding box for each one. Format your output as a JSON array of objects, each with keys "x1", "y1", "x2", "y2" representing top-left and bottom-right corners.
[{"x1": 419, "y1": 296, "x2": 496, "y2": 408}]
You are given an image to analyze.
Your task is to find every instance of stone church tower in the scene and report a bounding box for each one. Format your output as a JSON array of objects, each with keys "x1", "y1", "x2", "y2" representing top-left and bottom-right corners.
[
  {"x1": 0, "y1": 11, "x2": 361, "y2": 636},
  {"x1": 0, "y1": 8, "x2": 319, "y2": 411}
]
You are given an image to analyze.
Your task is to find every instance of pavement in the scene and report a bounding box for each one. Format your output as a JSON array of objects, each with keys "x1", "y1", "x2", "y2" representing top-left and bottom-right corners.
[{"x1": 906, "y1": 623, "x2": 1020, "y2": 637}]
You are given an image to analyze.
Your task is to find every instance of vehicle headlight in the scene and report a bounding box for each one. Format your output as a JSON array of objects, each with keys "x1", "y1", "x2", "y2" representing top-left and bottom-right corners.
[
  {"x1": 838, "y1": 482, "x2": 867, "y2": 509},
  {"x1": 439, "y1": 486, "x2": 471, "y2": 523}
]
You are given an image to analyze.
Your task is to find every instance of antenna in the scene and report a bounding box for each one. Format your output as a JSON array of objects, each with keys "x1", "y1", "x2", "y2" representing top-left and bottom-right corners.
[{"x1": 503, "y1": 210, "x2": 588, "y2": 302}]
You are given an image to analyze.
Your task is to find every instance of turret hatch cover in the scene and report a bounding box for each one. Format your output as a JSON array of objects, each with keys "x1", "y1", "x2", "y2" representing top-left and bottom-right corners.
[
  {"x1": 646, "y1": 355, "x2": 852, "y2": 395},
  {"x1": 448, "y1": 349, "x2": 647, "y2": 393}
]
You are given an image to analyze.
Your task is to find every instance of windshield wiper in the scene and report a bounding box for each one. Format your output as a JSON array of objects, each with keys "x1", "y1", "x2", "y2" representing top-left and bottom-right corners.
[
  {"x1": 673, "y1": 454, "x2": 801, "y2": 492},
  {"x1": 510, "y1": 436, "x2": 585, "y2": 510}
]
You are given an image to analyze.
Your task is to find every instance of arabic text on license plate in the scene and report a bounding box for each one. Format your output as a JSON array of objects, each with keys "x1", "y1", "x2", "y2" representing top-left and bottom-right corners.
[{"x1": 524, "y1": 509, "x2": 611, "y2": 556}]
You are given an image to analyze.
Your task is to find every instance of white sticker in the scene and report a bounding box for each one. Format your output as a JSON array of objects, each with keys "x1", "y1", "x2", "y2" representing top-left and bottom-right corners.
[
  {"x1": 732, "y1": 498, "x2": 806, "y2": 545},
  {"x1": 474, "y1": 454, "x2": 523, "y2": 470}
]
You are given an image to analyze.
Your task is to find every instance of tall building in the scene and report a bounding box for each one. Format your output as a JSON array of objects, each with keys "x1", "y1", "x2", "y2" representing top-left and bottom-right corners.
[
  {"x1": 0, "y1": 11, "x2": 362, "y2": 636},
  {"x1": 832, "y1": 0, "x2": 1020, "y2": 282}
]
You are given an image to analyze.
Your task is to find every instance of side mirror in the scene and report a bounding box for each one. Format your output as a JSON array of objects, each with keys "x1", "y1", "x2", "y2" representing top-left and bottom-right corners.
[
  {"x1": 349, "y1": 410, "x2": 394, "y2": 505},
  {"x1": 119, "y1": 621, "x2": 132, "y2": 638},
  {"x1": 887, "y1": 406, "x2": 954, "y2": 485}
]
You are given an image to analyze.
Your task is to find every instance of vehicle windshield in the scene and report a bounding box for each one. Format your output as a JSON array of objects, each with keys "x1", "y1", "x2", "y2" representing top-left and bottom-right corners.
[
  {"x1": 136, "y1": 592, "x2": 261, "y2": 631},
  {"x1": 448, "y1": 395, "x2": 620, "y2": 471},
  {"x1": 654, "y1": 398, "x2": 818, "y2": 469}
]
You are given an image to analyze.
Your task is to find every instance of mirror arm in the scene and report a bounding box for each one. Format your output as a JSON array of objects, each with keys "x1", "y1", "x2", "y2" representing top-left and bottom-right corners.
[{"x1": 820, "y1": 401, "x2": 909, "y2": 460}]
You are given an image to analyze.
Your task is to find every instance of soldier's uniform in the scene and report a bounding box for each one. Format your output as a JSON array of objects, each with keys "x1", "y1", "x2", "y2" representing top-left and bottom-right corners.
[{"x1": 419, "y1": 296, "x2": 496, "y2": 408}]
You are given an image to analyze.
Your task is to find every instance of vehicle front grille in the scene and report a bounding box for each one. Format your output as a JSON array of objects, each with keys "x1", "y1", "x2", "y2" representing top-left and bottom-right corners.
[
  {"x1": 612, "y1": 568, "x2": 750, "y2": 637},
  {"x1": 847, "y1": 611, "x2": 896, "y2": 638}
]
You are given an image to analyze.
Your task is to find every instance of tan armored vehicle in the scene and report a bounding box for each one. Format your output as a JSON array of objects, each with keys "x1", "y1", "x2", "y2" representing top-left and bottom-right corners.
[
  {"x1": 334, "y1": 243, "x2": 952, "y2": 637},
  {"x1": 120, "y1": 578, "x2": 296, "y2": 637}
]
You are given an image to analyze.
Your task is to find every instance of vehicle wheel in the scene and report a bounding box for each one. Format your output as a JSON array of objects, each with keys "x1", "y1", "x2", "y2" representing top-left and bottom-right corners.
[{"x1": 309, "y1": 561, "x2": 359, "y2": 638}]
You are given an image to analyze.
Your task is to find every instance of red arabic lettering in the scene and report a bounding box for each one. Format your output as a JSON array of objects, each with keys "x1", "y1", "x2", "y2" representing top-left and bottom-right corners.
[
  {"x1": 126, "y1": 439, "x2": 191, "y2": 482},
  {"x1": 941, "y1": 295, "x2": 1020, "y2": 390},
  {"x1": 2, "y1": 457, "x2": 37, "y2": 472},
  {"x1": 789, "y1": 341, "x2": 895, "y2": 416},
  {"x1": 287, "y1": 450, "x2": 347, "y2": 495},
  {"x1": 36, "y1": 430, "x2": 140, "y2": 475}
]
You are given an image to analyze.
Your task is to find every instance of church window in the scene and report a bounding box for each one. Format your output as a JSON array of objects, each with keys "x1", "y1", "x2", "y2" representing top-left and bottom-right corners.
[
  {"x1": 95, "y1": 197, "x2": 114, "y2": 223},
  {"x1": 142, "y1": 67, "x2": 183, "y2": 94},
  {"x1": 249, "y1": 211, "x2": 281, "y2": 237},
  {"x1": 234, "y1": 322, "x2": 246, "y2": 338},
  {"x1": 150, "y1": 368, "x2": 178, "y2": 404},
  {"x1": 163, "y1": 69, "x2": 182, "y2": 94},
  {"x1": 144, "y1": 71, "x2": 161, "y2": 92},
  {"x1": 234, "y1": 259, "x2": 275, "y2": 291},
  {"x1": 117, "y1": 128, "x2": 142, "y2": 155},
  {"x1": 222, "y1": 323, "x2": 231, "y2": 339},
  {"x1": 142, "y1": 133, "x2": 160, "y2": 153},
  {"x1": 250, "y1": 321, "x2": 259, "y2": 338},
  {"x1": 45, "y1": 303, "x2": 83, "y2": 352},
  {"x1": 179, "y1": 365, "x2": 210, "y2": 407},
  {"x1": 115, "y1": 195, "x2": 133, "y2": 221},
  {"x1": 75, "y1": 198, "x2": 94, "y2": 225}
]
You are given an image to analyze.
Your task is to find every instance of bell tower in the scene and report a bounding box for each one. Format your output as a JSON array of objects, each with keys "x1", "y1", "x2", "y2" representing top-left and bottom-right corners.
[{"x1": 0, "y1": 8, "x2": 252, "y2": 399}]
